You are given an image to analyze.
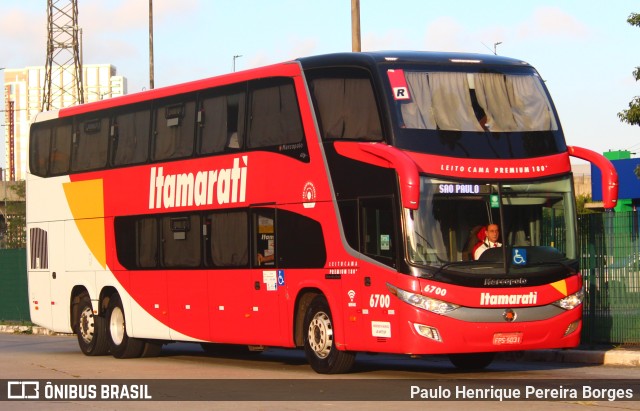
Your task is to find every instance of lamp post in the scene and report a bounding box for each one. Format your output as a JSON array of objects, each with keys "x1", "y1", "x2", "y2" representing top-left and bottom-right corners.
[
  {"x1": 493, "y1": 42, "x2": 502, "y2": 55},
  {"x1": 233, "y1": 55, "x2": 242, "y2": 72}
]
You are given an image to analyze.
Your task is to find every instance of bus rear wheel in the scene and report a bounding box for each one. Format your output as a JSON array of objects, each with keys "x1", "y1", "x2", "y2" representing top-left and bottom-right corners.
[
  {"x1": 75, "y1": 293, "x2": 109, "y2": 356},
  {"x1": 448, "y1": 352, "x2": 495, "y2": 370},
  {"x1": 303, "y1": 295, "x2": 355, "y2": 374},
  {"x1": 106, "y1": 293, "x2": 145, "y2": 359}
]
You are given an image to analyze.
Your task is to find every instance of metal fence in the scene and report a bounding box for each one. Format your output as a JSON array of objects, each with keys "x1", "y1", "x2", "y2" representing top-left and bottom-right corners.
[
  {"x1": 579, "y1": 211, "x2": 640, "y2": 345},
  {"x1": 0, "y1": 248, "x2": 29, "y2": 322},
  {"x1": 0, "y1": 213, "x2": 639, "y2": 343}
]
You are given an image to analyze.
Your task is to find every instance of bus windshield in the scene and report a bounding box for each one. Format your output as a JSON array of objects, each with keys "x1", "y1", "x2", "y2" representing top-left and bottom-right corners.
[{"x1": 405, "y1": 175, "x2": 577, "y2": 267}]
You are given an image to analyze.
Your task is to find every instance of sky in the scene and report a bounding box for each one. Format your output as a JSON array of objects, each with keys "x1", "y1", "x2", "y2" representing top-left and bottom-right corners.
[{"x1": 1, "y1": 0, "x2": 639, "y2": 169}]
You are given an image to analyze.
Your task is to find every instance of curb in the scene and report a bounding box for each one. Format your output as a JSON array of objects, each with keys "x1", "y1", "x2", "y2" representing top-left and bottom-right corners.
[
  {"x1": 512, "y1": 348, "x2": 640, "y2": 367},
  {"x1": 1, "y1": 326, "x2": 638, "y2": 367},
  {"x1": 0, "y1": 325, "x2": 71, "y2": 336}
]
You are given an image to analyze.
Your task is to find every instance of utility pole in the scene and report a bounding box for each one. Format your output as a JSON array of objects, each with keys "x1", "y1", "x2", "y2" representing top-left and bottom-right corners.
[
  {"x1": 351, "y1": 0, "x2": 361, "y2": 52},
  {"x1": 149, "y1": 0, "x2": 155, "y2": 89}
]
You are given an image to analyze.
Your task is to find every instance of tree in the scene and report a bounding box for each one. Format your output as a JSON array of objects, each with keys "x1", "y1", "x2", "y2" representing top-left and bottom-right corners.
[
  {"x1": 4, "y1": 181, "x2": 26, "y2": 249},
  {"x1": 618, "y1": 13, "x2": 640, "y2": 125},
  {"x1": 575, "y1": 193, "x2": 596, "y2": 214}
]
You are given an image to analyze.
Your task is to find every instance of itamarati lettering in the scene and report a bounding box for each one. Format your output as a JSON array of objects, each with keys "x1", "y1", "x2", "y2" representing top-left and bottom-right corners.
[
  {"x1": 149, "y1": 156, "x2": 248, "y2": 210},
  {"x1": 480, "y1": 291, "x2": 538, "y2": 306}
]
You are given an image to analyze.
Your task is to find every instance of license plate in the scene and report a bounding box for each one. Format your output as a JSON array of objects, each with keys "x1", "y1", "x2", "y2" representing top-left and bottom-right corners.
[{"x1": 492, "y1": 332, "x2": 523, "y2": 345}]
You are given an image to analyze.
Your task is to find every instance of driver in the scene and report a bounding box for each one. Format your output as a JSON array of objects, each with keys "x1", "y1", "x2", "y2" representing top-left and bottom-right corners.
[{"x1": 473, "y1": 224, "x2": 502, "y2": 260}]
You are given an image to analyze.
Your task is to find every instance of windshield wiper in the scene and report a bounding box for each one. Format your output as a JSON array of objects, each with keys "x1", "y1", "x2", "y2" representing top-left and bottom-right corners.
[{"x1": 429, "y1": 260, "x2": 487, "y2": 277}]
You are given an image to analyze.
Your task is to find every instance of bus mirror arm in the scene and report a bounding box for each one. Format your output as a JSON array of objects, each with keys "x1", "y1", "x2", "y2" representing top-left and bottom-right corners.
[
  {"x1": 334, "y1": 142, "x2": 420, "y2": 210},
  {"x1": 567, "y1": 145, "x2": 619, "y2": 209}
]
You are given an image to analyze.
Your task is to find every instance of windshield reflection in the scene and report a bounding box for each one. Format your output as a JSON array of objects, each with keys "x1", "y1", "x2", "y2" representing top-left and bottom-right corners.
[{"x1": 405, "y1": 176, "x2": 576, "y2": 267}]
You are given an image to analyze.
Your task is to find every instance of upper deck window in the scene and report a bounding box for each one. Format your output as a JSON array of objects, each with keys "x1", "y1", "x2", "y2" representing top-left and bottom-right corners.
[
  {"x1": 112, "y1": 105, "x2": 151, "y2": 166},
  {"x1": 395, "y1": 71, "x2": 557, "y2": 132},
  {"x1": 153, "y1": 96, "x2": 196, "y2": 161},
  {"x1": 247, "y1": 78, "x2": 304, "y2": 148},
  {"x1": 307, "y1": 69, "x2": 383, "y2": 141}
]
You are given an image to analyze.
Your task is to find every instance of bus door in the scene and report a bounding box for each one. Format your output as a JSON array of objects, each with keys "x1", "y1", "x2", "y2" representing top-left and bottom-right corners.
[
  {"x1": 27, "y1": 224, "x2": 53, "y2": 330},
  {"x1": 356, "y1": 197, "x2": 398, "y2": 347},
  {"x1": 250, "y1": 208, "x2": 286, "y2": 346},
  {"x1": 49, "y1": 221, "x2": 76, "y2": 332}
]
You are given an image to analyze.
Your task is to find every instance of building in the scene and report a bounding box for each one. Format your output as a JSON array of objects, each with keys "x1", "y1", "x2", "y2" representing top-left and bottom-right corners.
[
  {"x1": 3, "y1": 64, "x2": 127, "y2": 181},
  {"x1": 571, "y1": 163, "x2": 592, "y2": 198},
  {"x1": 0, "y1": 178, "x2": 25, "y2": 248},
  {"x1": 592, "y1": 151, "x2": 640, "y2": 212}
]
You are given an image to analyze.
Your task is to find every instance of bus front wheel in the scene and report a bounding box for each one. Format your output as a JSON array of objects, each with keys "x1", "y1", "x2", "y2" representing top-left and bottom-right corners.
[
  {"x1": 303, "y1": 295, "x2": 355, "y2": 374},
  {"x1": 75, "y1": 293, "x2": 109, "y2": 356},
  {"x1": 106, "y1": 293, "x2": 145, "y2": 359}
]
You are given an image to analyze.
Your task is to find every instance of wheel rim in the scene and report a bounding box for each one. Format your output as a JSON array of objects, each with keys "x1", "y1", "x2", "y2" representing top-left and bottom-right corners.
[
  {"x1": 109, "y1": 306, "x2": 125, "y2": 346},
  {"x1": 79, "y1": 306, "x2": 94, "y2": 344},
  {"x1": 307, "y1": 311, "x2": 333, "y2": 359}
]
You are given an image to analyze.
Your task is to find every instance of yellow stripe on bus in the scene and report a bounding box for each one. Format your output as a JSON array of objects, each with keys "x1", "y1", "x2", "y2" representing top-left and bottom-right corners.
[
  {"x1": 62, "y1": 179, "x2": 106, "y2": 269},
  {"x1": 550, "y1": 279, "x2": 568, "y2": 297}
]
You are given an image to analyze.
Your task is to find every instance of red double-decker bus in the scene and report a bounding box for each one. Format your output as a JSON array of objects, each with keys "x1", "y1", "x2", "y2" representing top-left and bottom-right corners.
[{"x1": 27, "y1": 51, "x2": 617, "y2": 373}]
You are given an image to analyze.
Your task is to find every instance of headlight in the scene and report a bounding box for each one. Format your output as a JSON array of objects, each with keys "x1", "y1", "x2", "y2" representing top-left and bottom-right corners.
[
  {"x1": 552, "y1": 288, "x2": 584, "y2": 310},
  {"x1": 387, "y1": 283, "x2": 459, "y2": 314}
]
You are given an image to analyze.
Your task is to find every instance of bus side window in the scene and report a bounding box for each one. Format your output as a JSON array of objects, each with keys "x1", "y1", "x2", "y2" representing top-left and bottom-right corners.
[
  {"x1": 72, "y1": 117, "x2": 109, "y2": 172},
  {"x1": 161, "y1": 215, "x2": 201, "y2": 268},
  {"x1": 112, "y1": 107, "x2": 151, "y2": 166},
  {"x1": 310, "y1": 77, "x2": 383, "y2": 141},
  {"x1": 153, "y1": 97, "x2": 196, "y2": 161},
  {"x1": 49, "y1": 123, "x2": 73, "y2": 175},
  {"x1": 276, "y1": 210, "x2": 326, "y2": 268},
  {"x1": 254, "y1": 210, "x2": 275, "y2": 267},
  {"x1": 115, "y1": 216, "x2": 159, "y2": 269},
  {"x1": 247, "y1": 79, "x2": 304, "y2": 148},
  {"x1": 206, "y1": 211, "x2": 248, "y2": 267},
  {"x1": 136, "y1": 217, "x2": 158, "y2": 268},
  {"x1": 199, "y1": 91, "x2": 246, "y2": 154},
  {"x1": 30, "y1": 124, "x2": 52, "y2": 176}
]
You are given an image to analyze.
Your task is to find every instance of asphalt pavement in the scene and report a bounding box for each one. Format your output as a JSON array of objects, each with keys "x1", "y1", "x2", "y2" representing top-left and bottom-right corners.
[{"x1": 1, "y1": 324, "x2": 638, "y2": 367}]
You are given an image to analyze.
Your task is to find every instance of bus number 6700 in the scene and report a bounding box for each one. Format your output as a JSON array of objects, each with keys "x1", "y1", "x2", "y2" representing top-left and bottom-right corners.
[
  {"x1": 369, "y1": 294, "x2": 391, "y2": 308},
  {"x1": 424, "y1": 285, "x2": 447, "y2": 297}
]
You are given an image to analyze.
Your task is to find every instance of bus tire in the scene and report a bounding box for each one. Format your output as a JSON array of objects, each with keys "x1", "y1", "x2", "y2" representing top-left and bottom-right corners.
[
  {"x1": 106, "y1": 293, "x2": 145, "y2": 359},
  {"x1": 448, "y1": 352, "x2": 495, "y2": 370},
  {"x1": 75, "y1": 293, "x2": 109, "y2": 356},
  {"x1": 303, "y1": 295, "x2": 355, "y2": 374}
]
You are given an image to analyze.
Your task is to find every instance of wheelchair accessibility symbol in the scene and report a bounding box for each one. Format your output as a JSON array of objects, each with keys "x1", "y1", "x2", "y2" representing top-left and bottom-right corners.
[
  {"x1": 512, "y1": 248, "x2": 527, "y2": 266},
  {"x1": 277, "y1": 270, "x2": 285, "y2": 286}
]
